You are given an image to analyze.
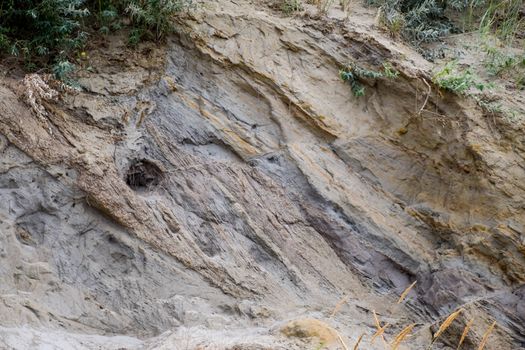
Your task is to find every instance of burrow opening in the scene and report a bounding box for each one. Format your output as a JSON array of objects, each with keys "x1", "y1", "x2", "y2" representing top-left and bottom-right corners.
[{"x1": 125, "y1": 159, "x2": 164, "y2": 190}]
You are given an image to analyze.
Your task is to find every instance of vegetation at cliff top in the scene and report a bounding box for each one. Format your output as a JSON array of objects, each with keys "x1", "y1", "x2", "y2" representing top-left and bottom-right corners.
[
  {"x1": 0, "y1": 0, "x2": 193, "y2": 80},
  {"x1": 282, "y1": 0, "x2": 524, "y2": 46},
  {"x1": 367, "y1": 0, "x2": 525, "y2": 45},
  {"x1": 2, "y1": 0, "x2": 524, "y2": 89}
]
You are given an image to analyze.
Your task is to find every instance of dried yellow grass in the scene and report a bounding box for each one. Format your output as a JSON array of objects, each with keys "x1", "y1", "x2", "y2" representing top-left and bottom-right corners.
[
  {"x1": 373, "y1": 310, "x2": 381, "y2": 329},
  {"x1": 477, "y1": 321, "x2": 496, "y2": 350},
  {"x1": 433, "y1": 308, "x2": 464, "y2": 341},
  {"x1": 353, "y1": 333, "x2": 364, "y2": 350},
  {"x1": 337, "y1": 332, "x2": 349, "y2": 350},
  {"x1": 456, "y1": 318, "x2": 474, "y2": 350},
  {"x1": 391, "y1": 323, "x2": 415, "y2": 350},
  {"x1": 371, "y1": 322, "x2": 389, "y2": 344},
  {"x1": 371, "y1": 310, "x2": 389, "y2": 346},
  {"x1": 397, "y1": 281, "x2": 417, "y2": 304},
  {"x1": 330, "y1": 295, "x2": 350, "y2": 318}
]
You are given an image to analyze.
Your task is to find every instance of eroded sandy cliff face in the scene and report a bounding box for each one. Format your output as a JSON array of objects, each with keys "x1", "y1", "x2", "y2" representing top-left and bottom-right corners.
[{"x1": 0, "y1": 1, "x2": 524, "y2": 349}]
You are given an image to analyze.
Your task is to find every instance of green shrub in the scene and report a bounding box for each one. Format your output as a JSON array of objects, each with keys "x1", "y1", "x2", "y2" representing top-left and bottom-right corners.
[
  {"x1": 0, "y1": 0, "x2": 193, "y2": 80},
  {"x1": 368, "y1": 0, "x2": 457, "y2": 43},
  {"x1": 0, "y1": 0, "x2": 89, "y2": 65},
  {"x1": 432, "y1": 61, "x2": 489, "y2": 95},
  {"x1": 126, "y1": 0, "x2": 192, "y2": 44},
  {"x1": 96, "y1": 3, "x2": 122, "y2": 35},
  {"x1": 367, "y1": 0, "x2": 525, "y2": 45}
]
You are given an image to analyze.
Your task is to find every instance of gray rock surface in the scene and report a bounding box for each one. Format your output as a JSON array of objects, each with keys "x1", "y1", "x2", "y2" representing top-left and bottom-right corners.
[{"x1": 0, "y1": 0, "x2": 524, "y2": 349}]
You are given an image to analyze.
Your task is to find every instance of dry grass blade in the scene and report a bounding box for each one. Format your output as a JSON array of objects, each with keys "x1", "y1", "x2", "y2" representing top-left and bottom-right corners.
[
  {"x1": 457, "y1": 318, "x2": 474, "y2": 350},
  {"x1": 373, "y1": 310, "x2": 381, "y2": 329},
  {"x1": 337, "y1": 332, "x2": 349, "y2": 350},
  {"x1": 417, "y1": 78, "x2": 431, "y2": 115},
  {"x1": 478, "y1": 321, "x2": 496, "y2": 350},
  {"x1": 433, "y1": 308, "x2": 464, "y2": 341},
  {"x1": 391, "y1": 324, "x2": 415, "y2": 350},
  {"x1": 330, "y1": 295, "x2": 350, "y2": 318},
  {"x1": 353, "y1": 333, "x2": 364, "y2": 350},
  {"x1": 371, "y1": 310, "x2": 389, "y2": 346},
  {"x1": 397, "y1": 281, "x2": 417, "y2": 304},
  {"x1": 371, "y1": 322, "x2": 389, "y2": 344}
]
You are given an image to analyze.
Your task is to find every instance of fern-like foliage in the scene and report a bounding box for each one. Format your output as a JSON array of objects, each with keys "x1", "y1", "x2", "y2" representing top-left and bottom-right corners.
[
  {"x1": 0, "y1": 0, "x2": 89, "y2": 59},
  {"x1": 126, "y1": 0, "x2": 192, "y2": 44},
  {"x1": 0, "y1": 0, "x2": 193, "y2": 81}
]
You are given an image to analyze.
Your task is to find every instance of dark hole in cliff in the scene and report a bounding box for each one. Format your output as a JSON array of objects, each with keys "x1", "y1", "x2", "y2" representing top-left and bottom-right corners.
[{"x1": 126, "y1": 159, "x2": 163, "y2": 190}]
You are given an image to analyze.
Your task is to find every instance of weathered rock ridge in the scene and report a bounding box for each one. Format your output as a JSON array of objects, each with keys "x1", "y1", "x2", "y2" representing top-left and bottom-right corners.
[{"x1": 0, "y1": 1, "x2": 524, "y2": 349}]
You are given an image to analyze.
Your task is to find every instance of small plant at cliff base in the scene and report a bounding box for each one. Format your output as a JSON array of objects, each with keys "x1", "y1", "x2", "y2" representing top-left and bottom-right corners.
[
  {"x1": 432, "y1": 61, "x2": 489, "y2": 95},
  {"x1": 281, "y1": 0, "x2": 304, "y2": 15},
  {"x1": 313, "y1": 341, "x2": 326, "y2": 350},
  {"x1": 340, "y1": 62, "x2": 398, "y2": 96}
]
